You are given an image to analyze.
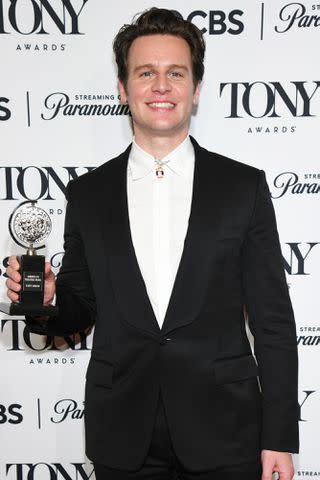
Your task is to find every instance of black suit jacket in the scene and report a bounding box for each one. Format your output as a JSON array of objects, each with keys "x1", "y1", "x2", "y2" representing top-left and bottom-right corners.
[{"x1": 27, "y1": 137, "x2": 299, "y2": 471}]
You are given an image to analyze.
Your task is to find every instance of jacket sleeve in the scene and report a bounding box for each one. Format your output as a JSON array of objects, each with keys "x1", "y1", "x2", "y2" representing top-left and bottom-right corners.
[
  {"x1": 25, "y1": 180, "x2": 96, "y2": 336},
  {"x1": 242, "y1": 170, "x2": 299, "y2": 453}
]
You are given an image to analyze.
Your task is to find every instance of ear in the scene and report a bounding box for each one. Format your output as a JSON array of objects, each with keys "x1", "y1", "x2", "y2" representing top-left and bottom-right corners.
[
  {"x1": 118, "y1": 80, "x2": 128, "y2": 104},
  {"x1": 193, "y1": 82, "x2": 201, "y2": 106}
]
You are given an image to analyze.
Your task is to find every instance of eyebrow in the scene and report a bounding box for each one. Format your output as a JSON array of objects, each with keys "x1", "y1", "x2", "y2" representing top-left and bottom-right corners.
[{"x1": 133, "y1": 63, "x2": 189, "y2": 73}]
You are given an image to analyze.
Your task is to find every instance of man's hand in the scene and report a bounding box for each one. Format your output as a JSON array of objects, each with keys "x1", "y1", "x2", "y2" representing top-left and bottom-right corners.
[
  {"x1": 261, "y1": 450, "x2": 294, "y2": 480},
  {"x1": 6, "y1": 255, "x2": 56, "y2": 305}
]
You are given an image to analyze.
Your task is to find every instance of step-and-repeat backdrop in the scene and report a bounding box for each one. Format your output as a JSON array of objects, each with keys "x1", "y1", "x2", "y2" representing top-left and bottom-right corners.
[{"x1": 1, "y1": 1, "x2": 319, "y2": 479}]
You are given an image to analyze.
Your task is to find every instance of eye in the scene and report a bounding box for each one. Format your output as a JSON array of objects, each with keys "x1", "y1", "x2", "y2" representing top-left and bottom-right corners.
[
  {"x1": 169, "y1": 71, "x2": 183, "y2": 78},
  {"x1": 140, "y1": 71, "x2": 154, "y2": 78}
]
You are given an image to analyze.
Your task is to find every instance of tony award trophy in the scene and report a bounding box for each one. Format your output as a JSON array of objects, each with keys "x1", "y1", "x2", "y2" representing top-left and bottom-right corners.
[{"x1": 0, "y1": 201, "x2": 58, "y2": 316}]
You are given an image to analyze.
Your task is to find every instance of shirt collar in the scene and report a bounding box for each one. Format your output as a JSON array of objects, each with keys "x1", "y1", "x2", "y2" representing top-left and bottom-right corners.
[{"x1": 128, "y1": 135, "x2": 194, "y2": 181}]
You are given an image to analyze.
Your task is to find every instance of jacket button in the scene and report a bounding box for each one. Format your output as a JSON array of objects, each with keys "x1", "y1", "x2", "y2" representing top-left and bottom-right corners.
[{"x1": 160, "y1": 337, "x2": 171, "y2": 345}]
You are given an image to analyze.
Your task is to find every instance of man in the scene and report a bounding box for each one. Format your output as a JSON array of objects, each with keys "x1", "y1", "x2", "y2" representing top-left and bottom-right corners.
[{"x1": 6, "y1": 8, "x2": 299, "y2": 480}]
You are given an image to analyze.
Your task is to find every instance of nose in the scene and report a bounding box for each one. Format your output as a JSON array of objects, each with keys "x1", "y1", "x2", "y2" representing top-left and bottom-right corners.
[{"x1": 151, "y1": 73, "x2": 171, "y2": 94}]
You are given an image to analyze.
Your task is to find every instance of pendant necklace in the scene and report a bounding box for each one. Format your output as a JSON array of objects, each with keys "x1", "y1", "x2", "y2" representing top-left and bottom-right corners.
[{"x1": 154, "y1": 158, "x2": 169, "y2": 179}]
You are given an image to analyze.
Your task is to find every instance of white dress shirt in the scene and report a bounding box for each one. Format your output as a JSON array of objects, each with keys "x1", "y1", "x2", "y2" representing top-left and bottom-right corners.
[{"x1": 127, "y1": 136, "x2": 195, "y2": 328}]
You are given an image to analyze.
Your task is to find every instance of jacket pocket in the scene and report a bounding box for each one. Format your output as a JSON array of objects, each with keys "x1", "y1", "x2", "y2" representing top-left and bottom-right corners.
[
  {"x1": 213, "y1": 354, "x2": 258, "y2": 384},
  {"x1": 86, "y1": 357, "x2": 114, "y2": 388}
]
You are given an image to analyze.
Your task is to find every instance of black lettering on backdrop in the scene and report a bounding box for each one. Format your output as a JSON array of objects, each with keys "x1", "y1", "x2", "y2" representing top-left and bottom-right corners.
[
  {"x1": 272, "y1": 172, "x2": 320, "y2": 198},
  {"x1": 282, "y1": 243, "x2": 319, "y2": 275},
  {"x1": 50, "y1": 252, "x2": 64, "y2": 269},
  {"x1": 276, "y1": 3, "x2": 320, "y2": 33},
  {"x1": 0, "y1": 97, "x2": 11, "y2": 121},
  {"x1": 228, "y1": 10, "x2": 244, "y2": 34},
  {"x1": 51, "y1": 399, "x2": 84, "y2": 423},
  {"x1": 6, "y1": 462, "x2": 95, "y2": 479},
  {"x1": 0, "y1": 0, "x2": 89, "y2": 35},
  {"x1": 297, "y1": 335, "x2": 320, "y2": 346},
  {"x1": 209, "y1": 11, "x2": 228, "y2": 34},
  {"x1": 220, "y1": 81, "x2": 320, "y2": 118},
  {"x1": 298, "y1": 390, "x2": 316, "y2": 421},
  {"x1": 0, "y1": 166, "x2": 95, "y2": 200},
  {"x1": 0, "y1": 404, "x2": 23, "y2": 424},
  {"x1": 1, "y1": 319, "x2": 91, "y2": 351},
  {"x1": 171, "y1": 9, "x2": 244, "y2": 35},
  {"x1": 41, "y1": 92, "x2": 130, "y2": 120},
  {"x1": 0, "y1": 96, "x2": 11, "y2": 120}
]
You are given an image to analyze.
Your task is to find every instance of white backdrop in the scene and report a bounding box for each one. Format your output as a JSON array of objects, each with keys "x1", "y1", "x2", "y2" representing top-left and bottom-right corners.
[{"x1": 1, "y1": 1, "x2": 319, "y2": 479}]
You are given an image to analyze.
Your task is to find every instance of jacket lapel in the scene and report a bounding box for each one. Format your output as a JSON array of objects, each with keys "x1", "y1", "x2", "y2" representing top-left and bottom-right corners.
[
  {"x1": 100, "y1": 146, "x2": 161, "y2": 337},
  {"x1": 161, "y1": 137, "x2": 224, "y2": 335},
  {"x1": 100, "y1": 138, "x2": 225, "y2": 338}
]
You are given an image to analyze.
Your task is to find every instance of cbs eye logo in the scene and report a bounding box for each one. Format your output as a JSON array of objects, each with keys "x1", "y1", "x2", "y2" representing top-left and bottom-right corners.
[{"x1": 0, "y1": 404, "x2": 23, "y2": 424}]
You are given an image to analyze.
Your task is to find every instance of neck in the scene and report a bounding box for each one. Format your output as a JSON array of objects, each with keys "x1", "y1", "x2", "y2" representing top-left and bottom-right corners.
[{"x1": 133, "y1": 131, "x2": 189, "y2": 159}]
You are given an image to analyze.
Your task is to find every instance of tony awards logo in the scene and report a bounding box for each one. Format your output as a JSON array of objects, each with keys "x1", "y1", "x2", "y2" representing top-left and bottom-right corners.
[{"x1": 0, "y1": 201, "x2": 58, "y2": 316}]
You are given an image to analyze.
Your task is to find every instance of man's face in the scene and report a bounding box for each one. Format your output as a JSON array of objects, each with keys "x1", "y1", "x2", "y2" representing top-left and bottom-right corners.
[{"x1": 119, "y1": 34, "x2": 200, "y2": 141}]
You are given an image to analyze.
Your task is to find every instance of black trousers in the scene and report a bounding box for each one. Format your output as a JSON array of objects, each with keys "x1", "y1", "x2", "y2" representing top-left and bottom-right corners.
[{"x1": 94, "y1": 393, "x2": 262, "y2": 480}]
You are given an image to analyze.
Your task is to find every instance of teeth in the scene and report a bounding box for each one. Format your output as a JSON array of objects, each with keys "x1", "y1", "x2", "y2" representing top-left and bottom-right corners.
[{"x1": 148, "y1": 102, "x2": 174, "y2": 108}]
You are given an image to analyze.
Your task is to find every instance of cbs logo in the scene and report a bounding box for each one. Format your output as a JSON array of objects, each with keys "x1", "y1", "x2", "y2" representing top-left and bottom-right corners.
[
  {"x1": 0, "y1": 96, "x2": 11, "y2": 121},
  {"x1": 0, "y1": 404, "x2": 23, "y2": 424}
]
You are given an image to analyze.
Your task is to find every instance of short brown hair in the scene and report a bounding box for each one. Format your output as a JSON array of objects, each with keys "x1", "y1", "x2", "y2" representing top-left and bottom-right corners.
[{"x1": 113, "y1": 7, "x2": 205, "y2": 88}]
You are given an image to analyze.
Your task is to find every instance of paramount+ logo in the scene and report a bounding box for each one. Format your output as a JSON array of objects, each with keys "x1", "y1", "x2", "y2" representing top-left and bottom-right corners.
[
  {"x1": 220, "y1": 80, "x2": 320, "y2": 118},
  {"x1": 0, "y1": 0, "x2": 89, "y2": 35},
  {"x1": 275, "y1": 2, "x2": 320, "y2": 33},
  {"x1": 271, "y1": 172, "x2": 320, "y2": 198},
  {"x1": 298, "y1": 326, "x2": 320, "y2": 347},
  {"x1": 51, "y1": 398, "x2": 84, "y2": 423},
  {"x1": 41, "y1": 92, "x2": 130, "y2": 120},
  {"x1": 5, "y1": 463, "x2": 94, "y2": 479}
]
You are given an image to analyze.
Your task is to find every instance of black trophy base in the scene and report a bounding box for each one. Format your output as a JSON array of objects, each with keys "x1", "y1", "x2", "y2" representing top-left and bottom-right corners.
[
  {"x1": 20, "y1": 254, "x2": 45, "y2": 305},
  {"x1": 0, "y1": 302, "x2": 58, "y2": 317}
]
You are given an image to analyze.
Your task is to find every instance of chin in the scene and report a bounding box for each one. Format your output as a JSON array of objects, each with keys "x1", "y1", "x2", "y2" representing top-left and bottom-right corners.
[{"x1": 148, "y1": 121, "x2": 181, "y2": 132}]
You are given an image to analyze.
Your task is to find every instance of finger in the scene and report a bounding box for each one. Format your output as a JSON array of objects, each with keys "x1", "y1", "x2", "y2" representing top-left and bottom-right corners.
[
  {"x1": 7, "y1": 289, "x2": 19, "y2": 302},
  {"x1": 45, "y1": 270, "x2": 55, "y2": 284},
  {"x1": 262, "y1": 461, "x2": 274, "y2": 480},
  {"x1": 45, "y1": 263, "x2": 56, "y2": 282},
  {"x1": 262, "y1": 470, "x2": 273, "y2": 480},
  {"x1": 6, "y1": 266, "x2": 21, "y2": 283},
  {"x1": 8, "y1": 255, "x2": 20, "y2": 270},
  {"x1": 44, "y1": 262, "x2": 52, "y2": 275},
  {"x1": 278, "y1": 466, "x2": 294, "y2": 480},
  {"x1": 6, "y1": 278, "x2": 21, "y2": 292}
]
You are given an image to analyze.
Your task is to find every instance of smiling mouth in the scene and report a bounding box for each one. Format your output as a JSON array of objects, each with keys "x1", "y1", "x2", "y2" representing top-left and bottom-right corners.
[{"x1": 147, "y1": 102, "x2": 175, "y2": 109}]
